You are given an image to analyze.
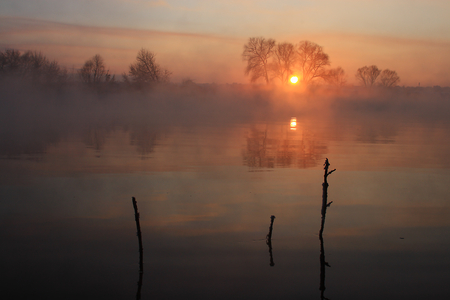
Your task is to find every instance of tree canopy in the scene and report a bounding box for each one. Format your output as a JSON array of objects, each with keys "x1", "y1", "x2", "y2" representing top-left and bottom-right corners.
[
  {"x1": 126, "y1": 48, "x2": 171, "y2": 87},
  {"x1": 355, "y1": 65, "x2": 400, "y2": 87},
  {"x1": 296, "y1": 41, "x2": 330, "y2": 85},
  {"x1": 242, "y1": 37, "x2": 276, "y2": 84},
  {"x1": 0, "y1": 49, "x2": 67, "y2": 85},
  {"x1": 272, "y1": 42, "x2": 297, "y2": 84},
  {"x1": 355, "y1": 65, "x2": 381, "y2": 87},
  {"x1": 79, "y1": 54, "x2": 113, "y2": 85},
  {"x1": 379, "y1": 69, "x2": 400, "y2": 87},
  {"x1": 324, "y1": 67, "x2": 347, "y2": 87},
  {"x1": 242, "y1": 37, "x2": 340, "y2": 86}
]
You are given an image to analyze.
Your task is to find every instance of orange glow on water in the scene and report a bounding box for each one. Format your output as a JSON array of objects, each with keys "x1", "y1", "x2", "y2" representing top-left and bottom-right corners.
[{"x1": 290, "y1": 117, "x2": 297, "y2": 130}]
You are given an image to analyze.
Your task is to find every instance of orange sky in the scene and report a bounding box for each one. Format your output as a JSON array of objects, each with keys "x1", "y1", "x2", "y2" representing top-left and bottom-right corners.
[{"x1": 1, "y1": 0, "x2": 450, "y2": 86}]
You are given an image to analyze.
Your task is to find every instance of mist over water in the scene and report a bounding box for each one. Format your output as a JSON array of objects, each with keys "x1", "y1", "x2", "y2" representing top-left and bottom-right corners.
[
  {"x1": 2, "y1": 80, "x2": 450, "y2": 160},
  {"x1": 1, "y1": 80, "x2": 450, "y2": 299}
]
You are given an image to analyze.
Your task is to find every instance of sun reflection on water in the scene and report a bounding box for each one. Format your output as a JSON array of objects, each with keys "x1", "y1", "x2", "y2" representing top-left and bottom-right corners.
[{"x1": 290, "y1": 117, "x2": 297, "y2": 130}]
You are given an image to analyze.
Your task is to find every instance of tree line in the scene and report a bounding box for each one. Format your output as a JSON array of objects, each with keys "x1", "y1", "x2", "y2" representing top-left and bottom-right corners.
[
  {"x1": 0, "y1": 48, "x2": 171, "y2": 90},
  {"x1": 1, "y1": 43, "x2": 401, "y2": 89},
  {"x1": 242, "y1": 37, "x2": 400, "y2": 87},
  {"x1": 355, "y1": 65, "x2": 400, "y2": 87},
  {"x1": 0, "y1": 49, "x2": 68, "y2": 86}
]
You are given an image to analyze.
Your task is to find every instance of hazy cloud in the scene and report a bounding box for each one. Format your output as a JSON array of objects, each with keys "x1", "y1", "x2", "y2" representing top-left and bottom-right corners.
[{"x1": 0, "y1": 16, "x2": 245, "y2": 83}]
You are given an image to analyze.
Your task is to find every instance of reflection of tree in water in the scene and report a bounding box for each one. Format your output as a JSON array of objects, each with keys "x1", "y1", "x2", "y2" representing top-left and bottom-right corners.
[
  {"x1": 354, "y1": 124, "x2": 396, "y2": 144},
  {"x1": 243, "y1": 125, "x2": 327, "y2": 169},
  {"x1": 83, "y1": 127, "x2": 107, "y2": 152},
  {"x1": 130, "y1": 126, "x2": 160, "y2": 158},
  {"x1": 243, "y1": 128, "x2": 276, "y2": 168},
  {"x1": 319, "y1": 234, "x2": 330, "y2": 300}
]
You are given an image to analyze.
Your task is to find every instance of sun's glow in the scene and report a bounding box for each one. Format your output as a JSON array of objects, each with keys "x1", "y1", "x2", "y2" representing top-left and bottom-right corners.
[
  {"x1": 290, "y1": 76, "x2": 299, "y2": 84},
  {"x1": 290, "y1": 117, "x2": 297, "y2": 130}
]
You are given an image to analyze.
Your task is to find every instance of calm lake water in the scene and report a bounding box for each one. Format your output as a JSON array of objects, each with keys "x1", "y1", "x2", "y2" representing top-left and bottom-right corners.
[{"x1": 1, "y1": 86, "x2": 450, "y2": 299}]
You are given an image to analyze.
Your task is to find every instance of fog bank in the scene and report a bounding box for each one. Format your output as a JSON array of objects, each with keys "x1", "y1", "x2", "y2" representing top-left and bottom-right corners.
[{"x1": 1, "y1": 80, "x2": 450, "y2": 158}]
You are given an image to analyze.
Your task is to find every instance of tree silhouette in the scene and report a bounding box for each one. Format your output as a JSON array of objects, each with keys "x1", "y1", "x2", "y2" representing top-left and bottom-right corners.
[
  {"x1": 79, "y1": 54, "x2": 113, "y2": 85},
  {"x1": 125, "y1": 48, "x2": 171, "y2": 87},
  {"x1": 241, "y1": 38, "x2": 339, "y2": 86},
  {"x1": 379, "y1": 69, "x2": 400, "y2": 87},
  {"x1": 0, "y1": 49, "x2": 21, "y2": 74},
  {"x1": 324, "y1": 66, "x2": 346, "y2": 87},
  {"x1": 0, "y1": 49, "x2": 67, "y2": 85},
  {"x1": 242, "y1": 37, "x2": 276, "y2": 84},
  {"x1": 296, "y1": 41, "x2": 330, "y2": 84},
  {"x1": 272, "y1": 42, "x2": 297, "y2": 84},
  {"x1": 355, "y1": 65, "x2": 381, "y2": 87}
]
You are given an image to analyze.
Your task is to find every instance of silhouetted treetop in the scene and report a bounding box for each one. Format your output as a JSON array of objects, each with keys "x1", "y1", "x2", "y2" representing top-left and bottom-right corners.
[
  {"x1": 324, "y1": 67, "x2": 346, "y2": 87},
  {"x1": 79, "y1": 54, "x2": 114, "y2": 85},
  {"x1": 355, "y1": 65, "x2": 400, "y2": 88},
  {"x1": 296, "y1": 41, "x2": 330, "y2": 84},
  {"x1": 242, "y1": 37, "x2": 338, "y2": 86},
  {"x1": 272, "y1": 42, "x2": 297, "y2": 84},
  {"x1": 125, "y1": 48, "x2": 171, "y2": 88},
  {"x1": 379, "y1": 69, "x2": 400, "y2": 87},
  {"x1": 355, "y1": 65, "x2": 381, "y2": 87},
  {"x1": 0, "y1": 49, "x2": 67, "y2": 85},
  {"x1": 242, "y1": 37, "x2": 276, "y2": 84}
]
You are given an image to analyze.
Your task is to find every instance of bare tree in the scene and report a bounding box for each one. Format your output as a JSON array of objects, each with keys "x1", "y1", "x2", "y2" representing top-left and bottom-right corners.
[
  {"x1": 324, "y1": 67, "x2": 346, "y2": 87},
  {"x1": 126, "y1": 49, "x2": 171, "y2": 86},
  {"x1": 44, "y1": 60, "x2": 67, "y2": 84},
  {"x1": 0, "y1": 49, "x2": 21, "y2": 73},
  {"x1": 242, "y1": 37, "x2": 276, "y2": 84},
  {"x1": 90, "y1": 55, "x2": 107, "y2": 83},
  {"x1": 272, "y1": 42, "x2": 297, "y2": 84},
  {"x1": 20, "y1": 51, "x2": 46, "y2": 78},
  {"x1": 79, "y1": 54, "x2": 112, "y2": 85},
  {"x1": 79, "y1": 60, "x2": 94, "y2": 84},
  {"x1": 296, "y1": 41, "x2": 330, "y2": 84},
  {"x1": 379, "y1": 69, "x2": 400, "y2": 87},
  {"x1": 127, "y1": 48, "x2": 171, "y2": 87},
  {"x1": 129, "y1": 49, "x2": 159, "y2": 83},
  {"x1": 24, "y1": 51, "x2": 67, "y2": 83},
  {"x1": 355, "y1": 65, "x2": 381, "y2": 87}
]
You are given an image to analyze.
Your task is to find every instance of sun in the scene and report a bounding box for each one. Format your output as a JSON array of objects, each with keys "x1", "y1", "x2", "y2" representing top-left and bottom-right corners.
[{"x1": 290, "y1": 76, "x2": 299, "y2": 84}]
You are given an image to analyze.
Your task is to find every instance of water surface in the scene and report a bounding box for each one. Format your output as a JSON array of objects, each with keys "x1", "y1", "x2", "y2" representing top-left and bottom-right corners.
[{"x1": 1, "y1": 87, "x2": 450, "y2": 299}]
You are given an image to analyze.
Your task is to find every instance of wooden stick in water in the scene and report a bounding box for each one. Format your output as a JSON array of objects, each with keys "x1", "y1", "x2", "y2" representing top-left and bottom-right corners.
[
  {"x1": 319, "y1": 158, "x2": 335, "y2": 299},
  {"x1": 266, "y1": 215, "x2": 276, "y2": 267},
  {"x1": 132, "y1": 197, "x2": 144, "y2": 272},
  {"x1": 319, "y1": 158, "x2": 335, "y2": 239},
  {"x1": 266, "y1": 215, "x2": 276, "y2": 242},
  {"x1": 132, "y1": 197, "x2": 144, "y2": 300}
]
